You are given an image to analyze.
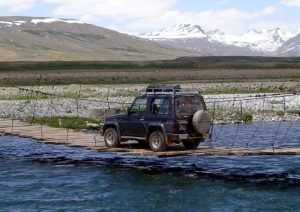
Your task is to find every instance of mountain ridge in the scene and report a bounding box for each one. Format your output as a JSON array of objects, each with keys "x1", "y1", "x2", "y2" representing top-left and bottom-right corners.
[
  {"x1": 139, "y1": 24, "x2": 300, "y2": 55},
  {"x1": 0, "y1": 16, "x2": 196, "y2": 61},
  {"x1": 1, "y1": 16, "x2": 300, "y2": 60}
]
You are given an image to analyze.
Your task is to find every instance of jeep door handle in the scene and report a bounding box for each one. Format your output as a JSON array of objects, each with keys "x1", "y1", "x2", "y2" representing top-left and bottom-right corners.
[{"x1": 140, "y1": 118, "x2": 144, "y2": 121}]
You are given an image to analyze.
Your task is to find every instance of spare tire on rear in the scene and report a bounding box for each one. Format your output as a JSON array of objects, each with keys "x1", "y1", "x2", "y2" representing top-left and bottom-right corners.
[{"x1": 192, "y1": 110, "x2": 212, "y2": 135}]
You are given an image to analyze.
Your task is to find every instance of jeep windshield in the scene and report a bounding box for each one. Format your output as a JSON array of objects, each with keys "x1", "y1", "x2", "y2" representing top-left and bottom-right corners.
[{"x1": 175, "y1": 96, "x2": 205, "y2": 116}]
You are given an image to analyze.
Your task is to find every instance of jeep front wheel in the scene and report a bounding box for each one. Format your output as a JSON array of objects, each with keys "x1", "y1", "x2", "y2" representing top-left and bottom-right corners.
[
  {"x1": 104, "y1": 128, "x2": 120, "y2": 148},
  {"x1": 149, "y1": 131, "x2": 167, "y2": 152}
]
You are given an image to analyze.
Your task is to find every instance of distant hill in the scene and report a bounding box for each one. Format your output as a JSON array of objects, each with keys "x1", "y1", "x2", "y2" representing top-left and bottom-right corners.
[{"x1": 0, "y1": 16, "x2": 195, "y2": 61}]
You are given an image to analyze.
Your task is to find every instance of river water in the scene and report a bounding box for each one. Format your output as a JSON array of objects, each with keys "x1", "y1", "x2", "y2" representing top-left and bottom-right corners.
[{"x1": 1, "y1": 122, "x2": 300, "y2": 211}]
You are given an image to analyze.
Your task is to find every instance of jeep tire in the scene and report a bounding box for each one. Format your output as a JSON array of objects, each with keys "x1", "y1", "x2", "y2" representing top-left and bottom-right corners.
[
  {"x1": 183, "y1": 139, "x2": 202, "y2": 150},
  {"x1": 149, "y1": 131, "x2": 167, "y2": 152},
  {"x1": 104, "y1": 128, "x2": 120, "y2": 148}
]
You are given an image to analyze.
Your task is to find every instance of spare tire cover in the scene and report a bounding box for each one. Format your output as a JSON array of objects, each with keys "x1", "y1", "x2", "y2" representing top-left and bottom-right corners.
[{"x1": 192, "y1": 110, "x2": 212, "y2": 135}]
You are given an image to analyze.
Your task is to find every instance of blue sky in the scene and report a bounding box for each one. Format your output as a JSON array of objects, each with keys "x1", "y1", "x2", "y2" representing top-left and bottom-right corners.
[{"x1": 1, "y1": 0, "x2": 300, "y2": 34}]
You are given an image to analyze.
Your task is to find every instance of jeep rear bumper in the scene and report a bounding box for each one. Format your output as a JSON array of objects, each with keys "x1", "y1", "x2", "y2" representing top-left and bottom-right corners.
[{"x1": 167, "y1": 133, "x2": 210, "y2": 142}]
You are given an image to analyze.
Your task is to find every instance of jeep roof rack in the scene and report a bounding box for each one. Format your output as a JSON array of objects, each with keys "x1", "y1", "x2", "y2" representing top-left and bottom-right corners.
[
  {"x1": 146, "y1": 84, "x2": 181, "y2": 93},
  {"x1": 144, "y1": 84, "x2": 200, "y2": 95}
]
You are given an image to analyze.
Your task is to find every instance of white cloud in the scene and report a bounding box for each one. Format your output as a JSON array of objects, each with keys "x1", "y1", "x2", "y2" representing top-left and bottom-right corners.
[
  {"x1": 42, "y1": 0, "x2": 277, "y2": 34},
  {"x1": 43, "y1": 0, "x2": 176, "y2": 20},
  {"x1": 281, "y1": 0, "x2": 300, "y2": 7},
  {"x1": 262, "y1": 6, "x2": 277, "y2": 15},
  {"x1": 128, "y1": 7, "x2": 277, "y2": 34},
  {"x1": 0, "y1": 0, "x2": 37, "y2": 12}
]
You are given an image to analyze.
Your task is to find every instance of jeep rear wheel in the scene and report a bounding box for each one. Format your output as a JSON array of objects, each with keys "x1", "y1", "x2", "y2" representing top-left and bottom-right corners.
[
  {"x1": 183, "y1": 139, "x2": 202, "y2": 150},
  {"x1": 149, "y1": 131, "x2": 167, "y2": 152},
  {"x1": 104, "y1": 128, "x2": 120, "y2": 148}
]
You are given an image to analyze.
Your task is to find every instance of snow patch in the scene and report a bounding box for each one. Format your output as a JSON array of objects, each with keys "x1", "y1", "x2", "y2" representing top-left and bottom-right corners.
[
  {"x1": 13, "y1": 21, "x2": 26, "y2": 26},
  {"x1": 140, "y1": 24, "x2": 207, "y2": 39},
  {"x1": 31, "y1": 18, "x2": 84, "y2": 24},
  {"x1": 0, "y1": 21, "x2": 13, "y2": 27}
]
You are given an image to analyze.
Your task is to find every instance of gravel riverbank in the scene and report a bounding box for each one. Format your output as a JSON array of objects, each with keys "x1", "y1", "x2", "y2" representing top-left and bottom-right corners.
[{"x1": 0, "y1": 83, "x2": 299, "y2": 123}]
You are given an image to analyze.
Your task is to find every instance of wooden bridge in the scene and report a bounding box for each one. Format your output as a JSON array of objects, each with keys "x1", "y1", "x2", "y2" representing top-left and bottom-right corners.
[{"x1": 1, "y1": 118, "x2": 300, "y2": 158}]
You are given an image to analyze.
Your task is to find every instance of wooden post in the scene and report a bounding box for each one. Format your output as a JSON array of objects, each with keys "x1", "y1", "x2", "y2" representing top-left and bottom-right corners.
[
  {"x1": 107, "y1": 97, "x2": 110, "y2": 110},
  {"x1": 11, "y1": 118, "x2": 14, "y2": 134},
  {"x1": 40, "y1": 123, "x2": 43, "y2": 140},
  {"x1": 283, "y1": 96, "x2": 286, "y2": 114},
  {"x1": 240, "y1": 100, "x2": 243, "y2": 122},
  {"x1": 209, "y1": 101, "x2": 216, "y2": 148},
  {"x1": 66, "y1": 129, "x2": 69, "y2": 142},
  {"x1": 76, "y1": 84, "x2": 82, "y2": 117}
]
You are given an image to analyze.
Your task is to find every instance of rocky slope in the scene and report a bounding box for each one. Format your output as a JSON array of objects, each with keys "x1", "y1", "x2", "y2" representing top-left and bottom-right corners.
[{"x1": 277, "y1": 34, "x2": 300, "y2": 56}]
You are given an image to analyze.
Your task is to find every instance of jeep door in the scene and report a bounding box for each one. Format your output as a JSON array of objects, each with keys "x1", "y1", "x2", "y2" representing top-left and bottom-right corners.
[
  {"x1": 119, "y1": 97, "x2": 148, "y2": 138},
  {"x1": 144, "y1": 96, "x2": 172, "y2": 131}
]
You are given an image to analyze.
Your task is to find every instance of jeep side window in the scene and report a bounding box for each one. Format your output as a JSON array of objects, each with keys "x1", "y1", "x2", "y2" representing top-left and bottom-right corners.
[
  {"x1": 151, "y1": 98, "x2": 171, "y2": 115},
  {"x1": 130, "y1": 98, "x2": 147, "y2": 114},
  {"x1": 176, "y1": 97, "x2": 187, "y2": 115}
]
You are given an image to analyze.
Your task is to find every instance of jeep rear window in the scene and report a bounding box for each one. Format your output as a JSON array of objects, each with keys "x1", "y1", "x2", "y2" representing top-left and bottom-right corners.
[{"x1": 176, "y1": 96, "x2": 204, "y2": 116}]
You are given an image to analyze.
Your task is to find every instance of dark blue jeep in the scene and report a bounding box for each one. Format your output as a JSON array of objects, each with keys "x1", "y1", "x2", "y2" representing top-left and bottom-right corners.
[{"x1": 102, "y1": 85, "x2": 212, "y2": 152}]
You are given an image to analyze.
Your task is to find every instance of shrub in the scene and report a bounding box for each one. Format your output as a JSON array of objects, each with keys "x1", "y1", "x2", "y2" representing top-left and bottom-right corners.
[
  {"x1": 242, "y1": 112, "x2": 253, "y2": 123},
  {"x1": 288, "y1": 110, "x2": 300, "y2": 116},
  {"x1": 276, "y1": 111, "x2": 285, "y2": 117}
]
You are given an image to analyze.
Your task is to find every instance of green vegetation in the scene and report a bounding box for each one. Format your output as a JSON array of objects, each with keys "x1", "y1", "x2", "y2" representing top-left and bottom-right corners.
[
  {"x1": 270, "y1": 100, "x2": 284, "y2": 104},
  {"x1": 1, "y1": 68, "x2": 300, "y2": 87},
  {"x1": 288, "y1": 110, "x2": 300, "y2": 116},
  {"x1": 255, "y1": 109, "x2": 300, "y2": 118},
  {"x1": 258, "y1": 109, "x2": 283, "y2": 115},
  {"x1": 0, "y1": 57, "x2": 300, "y2": 86},
  {"x1": 2, "y1": 57, "x2": 300, "y2": 72},
  {"x1": 25, "y1": 116, "x2": 102, "y2": 130},
  {"x1": 276, "y1": 111, "x2": 285, "y2": 117},
  {"x1": 242, "y1": 112, "x2": 253, "y2": 123},
  {"x1": 0, "y1": 95, "x2": 49, "y2": 101},
  {"x1": 203, "y1": 86, "x2": 298, "y2": 95}
]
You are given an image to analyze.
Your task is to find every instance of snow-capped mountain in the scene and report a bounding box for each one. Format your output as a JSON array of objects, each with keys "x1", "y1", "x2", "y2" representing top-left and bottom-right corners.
[
  {"x1": 140, "y1": 24, "x2": 300, "y2": 55},
  {"x1": 140, "y1": 24, "x2": 207, "y2": 39},
  {"x1": 208, "y1": 28, "x2": 296, "y2": 52}
]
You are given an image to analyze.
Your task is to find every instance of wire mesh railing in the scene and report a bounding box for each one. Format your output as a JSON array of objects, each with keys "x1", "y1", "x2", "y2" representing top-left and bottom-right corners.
[{"x1": 0, "y1": 84, "x2": 299, "y2": 151}]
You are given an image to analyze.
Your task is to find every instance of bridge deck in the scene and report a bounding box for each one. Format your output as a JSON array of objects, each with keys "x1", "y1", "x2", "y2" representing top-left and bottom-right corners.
[{"x1": 0, "y1": 118, "x2": 299, "y2": 158}]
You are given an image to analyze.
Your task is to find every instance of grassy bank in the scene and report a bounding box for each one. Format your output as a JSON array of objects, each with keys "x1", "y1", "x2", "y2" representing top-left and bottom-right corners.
[
  {"x1": 1, "y1": 69, "x2": 300, "y2": 86},
  {"x1": 2, "y1": 56, "x2": 300, "y2": 71},
  {"x1": 0, "y1": 56, "x2": 300, "y2": 86}
]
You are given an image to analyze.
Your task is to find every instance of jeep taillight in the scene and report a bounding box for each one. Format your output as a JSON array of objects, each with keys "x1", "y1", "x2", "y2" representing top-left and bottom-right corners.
[{"x1": 172, "y1": 121, "x2": 179, "y2": 133}]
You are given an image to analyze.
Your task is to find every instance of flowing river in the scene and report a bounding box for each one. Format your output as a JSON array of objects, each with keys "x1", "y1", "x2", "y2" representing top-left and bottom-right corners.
[{"x1": 1, "y1": 122, "x2": 300, "y2": 211}]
